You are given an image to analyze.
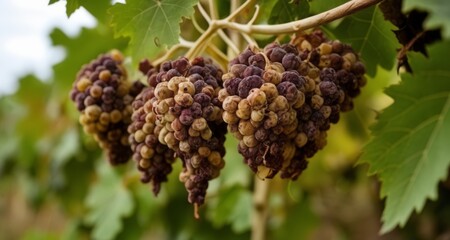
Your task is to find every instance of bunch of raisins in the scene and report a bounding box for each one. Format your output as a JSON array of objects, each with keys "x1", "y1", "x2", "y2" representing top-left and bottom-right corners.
[
  {"x1": 127, "y1": 60, "x2": 177, "y2": 195},
  {"x1": 291, "y1": 29, "x2": 366, "y2": 112},
  {"x1": 137, "y1": 57, "x2": 226, "y2": 211},
  {"x1": 128, "y1": 85, "x2": 176, "y2": 195},
  {"x1": 221, "y1": 31, "x2": 366, "y2": 180},
  {"x1": 220, "y1": 45, "x2": 307, "y2": 179},
  {"x1": 70, "y1": 29, "x2": 366, "y2": 214},
  {"x1": 70, "y1": 50, "x2": 144, "y2": 165}
]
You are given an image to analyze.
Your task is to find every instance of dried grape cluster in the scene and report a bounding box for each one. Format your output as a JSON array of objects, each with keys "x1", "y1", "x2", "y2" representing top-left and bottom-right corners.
[
  {"x1": 291, "y1": 29, "x2": 366, "y2": 112},
  {"x1": 128, "y1": 84, "x2": 176, "y2": 195},
  {"x1": 70, "y1": 50, "x2": 144, "y2": 165},
  {"x1": 130, "y1": 57, "x2": 226, "y2": 210},
  {"x1": 70, "y1": 29, "x2": 366, "y2": 212},
  {"x1": 220, "y1": 30, "x2": 366, "y2": 180}
]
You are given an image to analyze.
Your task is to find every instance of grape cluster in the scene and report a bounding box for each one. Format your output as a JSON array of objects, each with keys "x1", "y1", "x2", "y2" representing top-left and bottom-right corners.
[
  {"x1": 70, "y1": 30, "x2": 366, "y2": 212},
  {"x1": 138, "y1": 57, "x2": 226, "y2": 208},
  {"x1": 128, "y1": 85, "x2": 176, "y2": 195},
  {"x1": 220, "y1": 33, "x2": 366, "y2": 180},
  {"x1": 291, "y1": 29, "x2": 366, "y2": 112},
  {"x1": 70, "y1": 50, "x2": 144, "y2": 165}
]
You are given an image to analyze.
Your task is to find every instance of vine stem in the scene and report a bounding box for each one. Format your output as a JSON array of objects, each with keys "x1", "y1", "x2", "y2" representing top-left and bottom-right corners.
[
  {"x1": 240, "y1": 4, "x2": 260, "y2": 47},
  {"x1": 252, "y1": 177, "x2": 270, "y2": 240},
  {"x1": 228, "y1": 0, "x2": 242, "y2": 58},
  {"x1": 185, "y1": 22, "x2": 217, "y2": 59},
  {"x1": 219, "y1": 0, "x2": 383, "y2": 34},
  {"x1": 205, "y1": 44, "x2": 229, "y2": 69},
  {"x1": 197, "y1": 3, "x2": 240, "y2": 55},
  {"x1": 185, "y1": 0, "x2": 255, "y2": 59},
  {"x1": 207, "y1": 0, "x2": 218, "y2": 20},
  {"x1": 153, "y1": 37, "x2": 194, "y2": 66},
  {"x1": 186, "y1": 0, "x2": 382, "y2": 59},
  {"x1": 226, "y1": 0, "x2": 257, "y2": 21}
]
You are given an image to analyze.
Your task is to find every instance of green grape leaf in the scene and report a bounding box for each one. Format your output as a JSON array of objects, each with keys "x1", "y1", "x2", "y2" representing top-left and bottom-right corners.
[
  {"x1": 333, "y1": 6, "x2": 399, "y2": 76},
  {"x1": 0, "y1": 98, "x2": 21, "y2": 171},
  {"x1": 79, "y1": 0, "x2": 113, "y2": 23},
  {"x1": 404, "y1": 0, "x2": 450, "y2": 38},
  {"x1": 85, "y1": 162, "x2": 134, "y2": 240},
  {"x1": 56, "y1": 142, "x2": 98, "y2": 215},
  {"x1": 0, "y1": 136, "x2": 18, "y2": 172},
  {"x1": 66, "y1": 0, "x2": 81, "y2": 17},
  {"x1": 130, "y1": 180, "x2": 165, "y2": 224},
  {"x1": 360, "y1": 40, "x2": 450, "y2": 233},
  {"x1": 221, "y1": 134, "x2": 251, "y2": 187},
  {"x1": 114, "y1": 215, "x2": 144, "y2": 240},
  {"x1": 52, "y1": 0, "x2": 112, "y2": 21},
  {"x1": 208, "y1": 186, "x2": 252, "y2": 233},
  {"x1": 51, "y1": 128, "x2": 79, "y2": 167},
  {"x1": 108, "y1": 0, "x2": 198, "y2": 62},
  {"x1": 268, "y1": 0, "x2": 310, "y2": 24},
  {"x1": 308, "y1": 0, "x2": 346, "y2": 14},
  {"x1": 230, "y1": 190, "x2": 252, "y2": 233},
  {"x1": 49, "y1": 128, "x2": 79, "y2": 190},
  {"x1": 13, "y1": 75, "x2": 52, "y2": 141},
  {"x1": 50, "y1": 26, "x2": 126, "y2": 96},
  {"x1": 273, "y1": 196, "x2": 319, "y2": 240},
  {"x1": 257, "y1": 0, "x2": 277, "y2": 23}
]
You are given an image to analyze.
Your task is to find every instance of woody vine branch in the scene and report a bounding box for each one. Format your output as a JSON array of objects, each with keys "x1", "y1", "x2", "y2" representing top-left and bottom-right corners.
[{"x1": 185, "y1": 0, "x2": 383, "y2": 59}]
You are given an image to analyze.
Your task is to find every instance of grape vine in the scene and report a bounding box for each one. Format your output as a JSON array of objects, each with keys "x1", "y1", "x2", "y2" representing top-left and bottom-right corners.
[
  {"x1": 72, "y1": 2, "x2": 370, "y2": 238},
  {"x1": 61, "y1": 0, "x2": 449, "y2": 239}
]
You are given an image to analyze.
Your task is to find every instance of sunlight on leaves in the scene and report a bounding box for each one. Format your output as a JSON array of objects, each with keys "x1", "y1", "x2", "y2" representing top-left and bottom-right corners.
[
  {"x1": 109, "y1": 0, "x2": 198, "y2": 63},
  {"x1": 361, "y1": 40, "x2": 450, "y2": 233}
]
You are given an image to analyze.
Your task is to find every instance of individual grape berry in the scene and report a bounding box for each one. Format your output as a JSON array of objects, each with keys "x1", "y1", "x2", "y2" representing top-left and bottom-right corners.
[
  {"x1": 70, "y1": 50, "x2": 144, "y2": 165},
  {"x1": 281, "y1": 53, "x2": 301, "y2": 70},
  {"x1": 291, "y1": 29, "x2": 328, "y2": 49},
  {"x1": 248, "y1": 53, "x2": 266, "y2": 69},
  {"x1": 267, "y1": 46, "x2": 287, "y2": 62},
  {"x1": 238, "y1": 48, "x2": 255, "y2": 64},
  {"x1": 139, "y1": 59, "x2": 153, "y2": 75},
  {"x1": 148, "y1": 56, "x2": 226, "y2": 212}
]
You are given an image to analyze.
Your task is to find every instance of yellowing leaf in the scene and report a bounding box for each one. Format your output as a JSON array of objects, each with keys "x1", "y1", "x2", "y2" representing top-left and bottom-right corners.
[
  {"x1": 360, "y1": 40, "x2": 450, "y2": 233},
  {"x1": 109, "y1": 0, "x2": 198, "y2": 62}
]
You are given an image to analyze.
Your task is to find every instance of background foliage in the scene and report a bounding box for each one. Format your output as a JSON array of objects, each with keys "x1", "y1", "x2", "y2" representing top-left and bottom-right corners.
[{"x1": 1, "y1": 0, "x2": 449, "y2": 239}]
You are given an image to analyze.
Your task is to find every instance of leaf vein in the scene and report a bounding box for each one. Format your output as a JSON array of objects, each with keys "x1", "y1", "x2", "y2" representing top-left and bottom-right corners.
[
  {"x1": 382, "y1": 92, "x2": 449, "y2": 125},
  {"x1": 393, "y1": 93, "x2": 450, "y2": 219},
  {"x1": 375, "y1": 114, "x2": 440, "y2": 164}
]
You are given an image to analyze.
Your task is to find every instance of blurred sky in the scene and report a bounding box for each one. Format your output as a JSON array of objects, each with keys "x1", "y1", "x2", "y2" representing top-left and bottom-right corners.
[{"x1": 0, "y1": 0, "x2": 96, "y2": 96}]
